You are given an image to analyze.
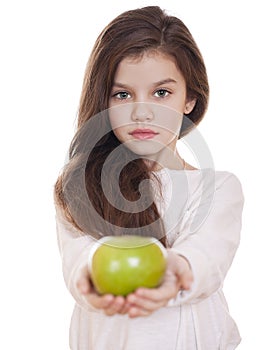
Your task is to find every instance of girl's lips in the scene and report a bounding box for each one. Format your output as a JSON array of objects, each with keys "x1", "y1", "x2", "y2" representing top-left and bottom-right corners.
[{"x1": 129, "y1": 129, "x2": 159, "y2": 140}]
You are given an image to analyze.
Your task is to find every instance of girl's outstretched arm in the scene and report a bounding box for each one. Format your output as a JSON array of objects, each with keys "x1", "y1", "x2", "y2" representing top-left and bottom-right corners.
[
  {"x1": 125, "y1": 172, "x2": 244, "y2": 317},
  {"x1": 56, "y1": 207, "x2": 132, "y2": 315},
  {"x1": 169, "y1": 172, "x2": 244, "y2": 305}
]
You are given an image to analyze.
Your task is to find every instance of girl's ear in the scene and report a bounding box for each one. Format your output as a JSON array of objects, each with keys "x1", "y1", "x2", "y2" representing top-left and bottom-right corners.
[{"x1": 184, "y1": 98, "x2": 197, "y2": 115}]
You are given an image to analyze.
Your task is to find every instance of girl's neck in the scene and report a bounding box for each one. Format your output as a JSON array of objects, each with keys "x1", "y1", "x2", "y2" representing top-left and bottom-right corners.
[{"x1": 144, "y1": 149, "x2": 196, "y2": 172}]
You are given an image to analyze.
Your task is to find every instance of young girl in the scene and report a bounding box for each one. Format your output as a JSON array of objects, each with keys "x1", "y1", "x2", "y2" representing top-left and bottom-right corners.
[{"x1": 55, "y1": 6, "x2": 244, "y2": 350}]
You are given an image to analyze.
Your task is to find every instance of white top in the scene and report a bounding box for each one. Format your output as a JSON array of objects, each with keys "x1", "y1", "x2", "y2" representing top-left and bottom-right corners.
[{"x1": 56, "y1": 168, "x2": 244, "y2": 350}]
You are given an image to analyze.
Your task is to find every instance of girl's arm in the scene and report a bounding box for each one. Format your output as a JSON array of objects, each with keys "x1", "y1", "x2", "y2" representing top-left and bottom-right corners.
[
  {"x1": 56, "y1": 208, "x2": 131, "y2": 315},
  {"x1": 126, "y1": 172, "x2": 244, "y2": 316},
  {"x1": 56, "y1": 172, "x2": 243, "y2": 317},
  {"x1": 170, "y1": 172, "x2": 244, "y2": 305},
  {"x1": 56, "y1": 208, "x2": 97, "y2": 312},
  {"x1": 56, "y1": 205, "x2": 193, "y2": 316}
]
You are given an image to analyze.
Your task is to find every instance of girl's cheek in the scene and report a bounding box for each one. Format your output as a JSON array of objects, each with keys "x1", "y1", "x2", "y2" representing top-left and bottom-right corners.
[{"x1": 109, "y1": 104, "x2": 134, "y2": 129}]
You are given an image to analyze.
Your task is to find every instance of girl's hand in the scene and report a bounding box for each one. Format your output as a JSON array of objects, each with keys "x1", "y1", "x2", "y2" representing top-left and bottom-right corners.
[
  {"x1": 76, "y1": 268, "x2": 130, "y2": 316},
  {"x1": 126, "y1": 250, "x2": 193, "y2": 318}
]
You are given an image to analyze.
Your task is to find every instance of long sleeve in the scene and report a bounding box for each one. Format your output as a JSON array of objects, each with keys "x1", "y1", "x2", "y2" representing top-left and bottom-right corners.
[
  {"x1": 56, "y1": 208, "x2": 98, "y2": 311},
  {"x1": 170, "y1": 171, "x2": 244, "y2": 305},
  {"x1": 55, "y1": 169, "x2": 243, "y2": 350}
]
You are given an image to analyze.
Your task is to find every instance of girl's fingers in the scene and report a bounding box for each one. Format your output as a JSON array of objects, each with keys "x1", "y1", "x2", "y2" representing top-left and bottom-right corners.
[
  {"x1": 126, "y1": 282, "x2": 177, "y2": 315},
  {"x1": 134, "y1": 287, "x2": 172, "y2": 302},
  {"x1": 104, "y1": 296, "x2": 126, "y2": 316},
  {"x1": 77, "y1": 276, "x2": 92, "y2": 294},
  {"x1": 125, "y1": 267, "x2": 181, "y2": 316},
  {"x1": 128, "y1": 294, "x2": 167, "y2": 312},
  {"x1": 128, "y1": 305, "x2": 151, "y2": 318},
  {"x1": 118, "y1": 302, "x2": 131, "y2": 315},
  {"x1": 132, "y1": 278, "x2": 178, "y2": 302},
  {"x1": 85, "y1": 293, "x2": 115, "y2": 309},
  {"x1": 79, "y1": 284, "x2": 130, "y2": 316}
]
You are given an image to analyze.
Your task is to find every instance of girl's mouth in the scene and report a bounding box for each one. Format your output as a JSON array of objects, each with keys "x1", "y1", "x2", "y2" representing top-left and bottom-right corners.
[{"x1": 129, "y1": 129, "x2": 159, "y2": 140}]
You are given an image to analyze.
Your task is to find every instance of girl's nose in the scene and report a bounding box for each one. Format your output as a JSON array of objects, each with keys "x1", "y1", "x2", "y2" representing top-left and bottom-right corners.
[{"x1": 131, "y1": 102, "x2": 154, "y2": 122}]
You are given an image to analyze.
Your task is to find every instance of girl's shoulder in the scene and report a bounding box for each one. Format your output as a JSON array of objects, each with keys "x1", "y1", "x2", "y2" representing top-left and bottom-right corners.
[
  {"x1": 187, "y1": 169, "x2": 244, "y2": 205},
  {"x1": 158, "y1": 168, "x2": 243, "y2": 203}
]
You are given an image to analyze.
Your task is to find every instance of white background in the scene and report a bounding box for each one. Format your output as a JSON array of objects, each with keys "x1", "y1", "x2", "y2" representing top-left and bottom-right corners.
[{"x1": 1, "y1": 0, "x2": 279, "y2": 348}]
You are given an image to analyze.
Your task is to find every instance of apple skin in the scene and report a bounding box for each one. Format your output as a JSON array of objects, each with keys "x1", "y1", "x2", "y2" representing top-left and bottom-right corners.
[{"x1": 88, "y1": 235, "x2": 167, "y2": 296}]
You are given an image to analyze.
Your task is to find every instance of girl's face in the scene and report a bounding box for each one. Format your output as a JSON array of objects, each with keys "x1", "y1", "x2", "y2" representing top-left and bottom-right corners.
[{"x1": 108, "y1": 52, "x2": 196, "y2": 165}]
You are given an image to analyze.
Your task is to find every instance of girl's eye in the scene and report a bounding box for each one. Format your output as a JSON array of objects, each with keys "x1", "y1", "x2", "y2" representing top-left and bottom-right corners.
[
  {"x1": 113, "y1": 91, "x2": 131, "y2": 100},
  {"x1": 154, "y1": 89, "x2": 170, "y2": 98}
]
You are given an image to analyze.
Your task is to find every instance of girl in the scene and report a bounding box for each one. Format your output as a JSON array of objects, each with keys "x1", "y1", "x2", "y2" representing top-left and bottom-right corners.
[{"x1": 55, "y1": 6, "x2": 244, "y2": 350}]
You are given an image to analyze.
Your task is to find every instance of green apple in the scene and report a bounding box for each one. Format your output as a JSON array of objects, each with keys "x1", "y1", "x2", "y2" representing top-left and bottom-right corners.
[{"x1": 88, "y1": 235, "x2": 167, "y2": 296}]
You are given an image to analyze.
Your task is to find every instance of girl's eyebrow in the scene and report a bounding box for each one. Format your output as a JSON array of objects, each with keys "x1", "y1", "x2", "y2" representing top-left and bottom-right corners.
[
  {"x1": 112, "y1": 82, "x2": 130, "y2": 89},
  {"x1": 112, "y1": 78, "x2": 177, "y2": 89},
  {"x1": 153, "y1": 78, "x2": 177, "y2": 87}
]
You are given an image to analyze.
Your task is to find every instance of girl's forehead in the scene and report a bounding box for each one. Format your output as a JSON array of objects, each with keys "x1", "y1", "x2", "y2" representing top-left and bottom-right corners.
[
  {"x1": 113, "y1": 51, "x2": 185, "y2": 86},
  {"x1": 122, "y1": 50, "x2": 175, "y2": 65}
]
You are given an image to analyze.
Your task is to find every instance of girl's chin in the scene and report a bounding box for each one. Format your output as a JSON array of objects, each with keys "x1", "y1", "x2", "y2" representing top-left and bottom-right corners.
[
  {"x1": 122, "y1": 140, "x2": 170, "y2": 155},
  {"x1": 124, "y1": 147, "x2": 166, "y2": 159}
]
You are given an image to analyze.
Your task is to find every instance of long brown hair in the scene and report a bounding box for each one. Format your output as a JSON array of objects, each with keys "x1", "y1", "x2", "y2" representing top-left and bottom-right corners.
[{"x1": 54, "y1": 6, "x2": 209, "y2": 245}]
